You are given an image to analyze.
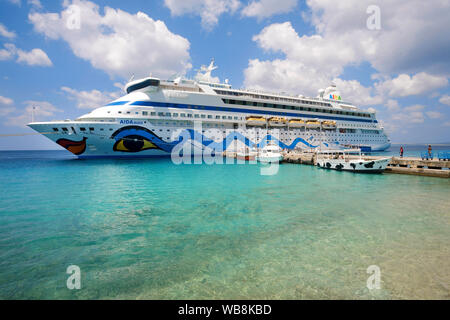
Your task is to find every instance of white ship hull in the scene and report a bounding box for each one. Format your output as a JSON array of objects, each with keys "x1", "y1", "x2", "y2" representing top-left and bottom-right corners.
[{"x1": 28, "y1": 120, "x2": 390, "y2": 158}]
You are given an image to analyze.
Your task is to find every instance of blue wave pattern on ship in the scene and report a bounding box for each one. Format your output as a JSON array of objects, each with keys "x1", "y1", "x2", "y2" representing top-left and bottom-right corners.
[{"x1": 112, "y1": 126, "x2": 323, "y2": 153}]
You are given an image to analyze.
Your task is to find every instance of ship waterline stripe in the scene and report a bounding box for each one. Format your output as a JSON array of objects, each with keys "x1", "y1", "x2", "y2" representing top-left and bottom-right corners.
[{"x1": 107, "y1": 101, "x2": 377, "y2": 123}]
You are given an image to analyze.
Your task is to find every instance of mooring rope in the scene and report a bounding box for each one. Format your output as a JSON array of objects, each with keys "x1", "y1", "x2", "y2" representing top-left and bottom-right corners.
[{"x1": 0, "y1": 132, "x2": 57, "y2": 137}]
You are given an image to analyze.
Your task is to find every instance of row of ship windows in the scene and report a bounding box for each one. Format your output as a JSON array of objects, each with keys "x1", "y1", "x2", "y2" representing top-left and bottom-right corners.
[
  {"x1": 214, "y1": 90, "x2": 333, "y2": 108},
  {"x1": 53, "y1": 126, "x2": 382, "y2": 138},
  {"x1": 222, "y1": 98, "x2": 372, "y2": 118},
  {"x1": 104, "y1": 110, "x2": 378, "y2": 129},
  {"x1": 53, "y1": 127, "x2": 113, "y2": 133},
  {"x1": 109, "y1": 110, "x2": 242, "y2": 121}
]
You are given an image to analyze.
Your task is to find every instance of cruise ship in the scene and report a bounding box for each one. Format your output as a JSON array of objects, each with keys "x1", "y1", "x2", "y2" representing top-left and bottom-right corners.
[{"x1": 28, "y1": 61, "x2": 390, "y2": 158}]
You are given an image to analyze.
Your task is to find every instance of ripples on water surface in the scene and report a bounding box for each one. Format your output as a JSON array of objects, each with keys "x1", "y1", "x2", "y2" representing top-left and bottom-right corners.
[{"x1": 0, "y1": 150, "x2": 449, "y2": 299}]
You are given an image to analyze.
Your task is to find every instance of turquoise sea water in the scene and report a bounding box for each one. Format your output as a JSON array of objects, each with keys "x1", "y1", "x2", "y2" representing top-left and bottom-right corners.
[{"x1": 0, "y1": 150, "x2": 449, "y2": 299}]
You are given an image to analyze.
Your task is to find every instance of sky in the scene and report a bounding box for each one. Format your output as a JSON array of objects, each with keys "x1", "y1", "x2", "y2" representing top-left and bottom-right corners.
[{"x1": 0, "y1": 0, "x2": 449, "y2": 150}]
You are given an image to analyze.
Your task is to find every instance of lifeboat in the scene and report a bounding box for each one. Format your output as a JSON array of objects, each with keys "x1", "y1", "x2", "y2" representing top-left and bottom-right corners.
[
  {"x1": 268, "y1": 117, "x2": 287, "y2": 127},
  {"x1": 321, "y1": 120, "x2": 336, "y2": 129},
  {"x1": 305, "y1": 120, "x2": 321, "y2": 128},
  {"x1": 288, "y1": 119, "x2": 305, "y2": 128},
  {"x1": 246, "y1": 116, "x2": 266, "y2": 126}
]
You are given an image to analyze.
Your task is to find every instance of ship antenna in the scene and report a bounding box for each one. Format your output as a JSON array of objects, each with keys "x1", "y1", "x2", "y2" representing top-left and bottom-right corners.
[
  {"x1": 128, "y1": 74, "x2": 135, "y2": 82},
  {"x1": 31, "y1": 106, "x2": 36, "y2": 123}
]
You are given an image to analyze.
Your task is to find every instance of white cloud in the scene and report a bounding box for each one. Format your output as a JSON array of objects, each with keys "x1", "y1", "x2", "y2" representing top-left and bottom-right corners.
[
  {"x1": 244, "y1": 1, "x2": 450, "y2": 105},
  {"x1": 0, "y1": 106, "x2": 15, "y2": 116},
  {"x1": 0, "y1": 95, "x2": 15, "y2": 116},
  {"x1": 373, "y1": 104, "x2": 430, "y2": 134},
  {"x1": 404, "y1": 105, "x2": 424, "y2": 112},
  {"x1": 242, "y1": 0, "x2": 297, "y2": 19},
  {"x1": 29, "y1": 0, "x2": 192, "y2": 79},
  {"x1": 251, "y1": 22, "x2": 356, "y2": 76},
  {"x1": 439, "y1": 94, "x2": 450, "y2": 106},
  {"x1": 244, "y1": 22, "x2": 372, "y2": 98},
  {"x1": 244, "y1": 21, "x2": 366, "y2": 97},
  {"x1": 7, "y1": 0, "x2": 21, "y2": 6},
  {"x1": 244, "y1": 58, "x2": 331, "y2": 96},
  {"x1": 6, "y1": 101, "x2": 62, "y2": 127},
  {"x1": 164, "y1": 0, "x2": 240, "y2": 30},
  {"x1": 385, "y1": 99, "x2": 400, "y2": 112},
  {"x1": 16, "y1": 48, "x2": 52, "y2": 66},
  {"x1": 0, "y1": 95, "x2": 14, "y2": 105},
  {"x1": 0, "y1": 23, "x2": 16, "y2": 39},
  {"x1": 391, "y1": 105, "x2": 425, "y2": 125},
  {"x1": 0, "y1": 43, "x2": 16, "y2": 60},
  {"x1": 28, "y1": 0, "x2": 42, "y2": 9},
  {"x1": 0, "y1": 43, "x2": 52, "y2": 66},
  {"x1": 375, "y1": 72, "x2": 448, "y2": 98},
  {"x1": 332, "y1": 78, "x2": 382, "y2": 106},
  {"x1": 304, "y1": 0, "x2": 450, "y2": 75},
  {"x1": 426, "y1": 111, "x2": 443, "y2": 119},
  {"x1": 61, "y1": 86, "x2": 121, "y2": 109}
]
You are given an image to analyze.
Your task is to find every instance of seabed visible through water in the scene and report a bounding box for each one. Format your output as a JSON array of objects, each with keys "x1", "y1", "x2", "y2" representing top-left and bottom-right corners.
[{"x1": 0, "y1": 150, "x2": 449, "y2": 299}]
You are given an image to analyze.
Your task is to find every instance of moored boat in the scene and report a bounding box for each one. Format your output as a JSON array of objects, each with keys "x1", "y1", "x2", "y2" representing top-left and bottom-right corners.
[
  {"x1": 236, "y1": 148, "x2": 257, "y2": 161},
  {"x1": 256, "y1": 144, "x2": 284, "y2": 163},
  {"x1": 316, "y1": 149, "x2": 391, "y2": 173}
]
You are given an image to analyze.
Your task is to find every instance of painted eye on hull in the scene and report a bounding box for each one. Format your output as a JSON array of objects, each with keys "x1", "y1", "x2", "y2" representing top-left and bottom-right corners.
[{"x1": 113, "y1": 135, "x2": 159, "y2": 153}]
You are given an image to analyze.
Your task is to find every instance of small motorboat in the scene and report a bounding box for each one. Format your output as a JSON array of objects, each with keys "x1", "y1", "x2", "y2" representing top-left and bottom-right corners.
[
  {"x1": 236, "y1": 147, "x2": 257, "y2": 161},
  {"x1": 316, "y1": 149, "x2": 391, "y2": 173},
  {"x1": 256, "y1": 144, "x2": 284, "y2": 163}
]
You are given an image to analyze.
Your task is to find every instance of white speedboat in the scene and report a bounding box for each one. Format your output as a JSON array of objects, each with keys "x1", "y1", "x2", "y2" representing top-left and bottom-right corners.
[
  {"x1": 316, "y1": 149, "x2": 391, "y2": 173},
  {"x1": 236, "y1": 147, "x2": 257, "y2": 161},
  {"x1": 256, "y1": 144, "x2": 284, "y2": 163}
]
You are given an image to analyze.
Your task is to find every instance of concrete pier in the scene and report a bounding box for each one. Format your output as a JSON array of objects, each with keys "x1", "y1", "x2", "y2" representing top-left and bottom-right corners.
[
  {"x1": 223, "y1": 151, "x2": 449, "y2": 178},
  {"x1": 283, "y1": 152, "x2": 450, "y2": 178},
  {"x1": 384, "y1": 157, "x2": 450, "y2": 178}
]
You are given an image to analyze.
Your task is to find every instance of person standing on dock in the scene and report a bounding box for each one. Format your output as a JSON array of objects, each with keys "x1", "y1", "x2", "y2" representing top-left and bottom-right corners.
[
  {"x1": 400, "y1": 146, "x2": 404, "y2": 158},
  {"x1": 428, "y1": 145, "x2": 432, "y2": 160}
]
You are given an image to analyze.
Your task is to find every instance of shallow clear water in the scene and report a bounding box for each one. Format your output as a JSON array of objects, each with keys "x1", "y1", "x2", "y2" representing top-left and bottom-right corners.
[{"x1": 0, "y1": 150, "x2": 448, "y2": 299}]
